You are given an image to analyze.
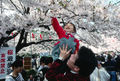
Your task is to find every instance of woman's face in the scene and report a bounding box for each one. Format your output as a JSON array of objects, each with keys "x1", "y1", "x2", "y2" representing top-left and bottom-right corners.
[{"x1": 64, "y1": 23, "x2": 75, "y2": 33}]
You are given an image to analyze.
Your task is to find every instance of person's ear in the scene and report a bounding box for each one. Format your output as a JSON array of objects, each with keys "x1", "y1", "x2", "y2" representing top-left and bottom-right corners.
[
  {"x1": 74, "y1": 66, "x2": 80, "y2": 72},
  {"x1": 11, "y1": 67, "x2": 14, "y2": 70}
]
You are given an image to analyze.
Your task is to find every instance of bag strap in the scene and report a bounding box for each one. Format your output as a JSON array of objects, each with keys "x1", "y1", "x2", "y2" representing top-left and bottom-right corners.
[{"x1": 98, "y1": 69, "x2": 101, "y2": 81}]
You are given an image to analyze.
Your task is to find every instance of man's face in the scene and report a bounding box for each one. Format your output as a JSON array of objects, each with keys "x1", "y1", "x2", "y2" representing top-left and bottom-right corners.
[
  {"x1": 64, "y1": 23, "x2": 74, "y2": 33},
  {"x1": 67, "y1": 54, "x2": 78, "y2": 71},
  {"x1": 15, "y1": 66, "x2": 23, "y2": 73},
  {"x1": 111, "y1": 52, "x2": 115, "y2": 57}
]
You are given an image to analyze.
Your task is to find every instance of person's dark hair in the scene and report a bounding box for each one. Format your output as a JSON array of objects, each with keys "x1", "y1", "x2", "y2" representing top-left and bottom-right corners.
[
  {"x1": 45, "y1": 57, "x2": 53, "y2": 65},
  {"x1": 75, "y1": 46, "x2": 97, "y2": 77},
  {"x1": 11, "y1": 60, "x2": 23, "y2": 69},
  {"x1": 64, "y1": 22, "x2": 76, "y2": 33},
  {"x1": 16, "y1": 56, "x2": 23, "y2": 61},
  {"x1": 95, "y1": 55, "x2": 101, "y2": 61},
  {"x1": 95, "y1": 55, "x2": 105, "y2": 62},
  {"x1": 107, "y1": 54, "x2": 112, "y2": 61},
  {"x1": 40, "y1": 56, "x2": 47, "y2": 65}
]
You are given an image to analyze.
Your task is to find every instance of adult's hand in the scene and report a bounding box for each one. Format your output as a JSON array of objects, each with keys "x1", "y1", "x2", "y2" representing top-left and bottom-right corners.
[{"x1": 59, "y1": 44, "x2": 72, "y2": 61}]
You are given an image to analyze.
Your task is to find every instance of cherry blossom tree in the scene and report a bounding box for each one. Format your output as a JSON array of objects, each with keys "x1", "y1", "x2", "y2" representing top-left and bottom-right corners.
[{"x1": 0, "y1": 0, "x2": 120, "y2": 53}]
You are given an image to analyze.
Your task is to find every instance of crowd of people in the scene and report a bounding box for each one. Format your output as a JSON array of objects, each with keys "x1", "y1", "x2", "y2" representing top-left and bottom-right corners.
[
  {"x1": 92, "y1": 53, "x2": 120, "y2": 81},
  {"x1": 5, "y1": 49, "x2": 120, "y2": 81},
  {"x1": 4, "y1": 17, "x2": 120, "y2": 81},
  {"x1": 5, "y1": 47, "x2": 120, "y2": 81}
]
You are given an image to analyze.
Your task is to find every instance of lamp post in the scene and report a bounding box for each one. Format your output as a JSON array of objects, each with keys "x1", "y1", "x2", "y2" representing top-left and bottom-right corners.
[
  {"x1": 30, "y1": 32, "x2": 32, "y2": 55},
  {"x1": 14, "y1": 36, "x2": 15, "y2": 46}
]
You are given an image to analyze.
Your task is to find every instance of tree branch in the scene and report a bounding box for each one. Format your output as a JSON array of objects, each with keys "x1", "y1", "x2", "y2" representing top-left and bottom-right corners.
[
  {"x1": 113, "y1": 1, "x2": 120, "y2": 6},
  {"x1": 16, "y1": 29, "x2": 25, "y2": 46},
  {"x1": 23, "y1": 32, "x2": 28, "y2": 44},
  {"x1": 6, "y1": 28, "x2": 16, "y2": 35},
  {"x1": 65, "y1": 8, "x2": 79, "y2": 16},
  {"x1": 18, "y1": 0, "x2": 25, "y2": 11},
  {"x1": 9, "y1": 0, "x2": 22, "y2": 14},
  {"x1": 39, "y1": 24, "x2": 51, "y2": 30},
  {"x1": 0, "y1": 37, "x2": 6, "y2": 46},
  {"x1": 16, "y1": 39, "x2": 57, "y2": 53},
  {"x1": 25, "y1": 39, "x2": 57, "y2": 47},
  {"x1": 0, "y1": 28, "x2": 18, "y2": 46},
  {"x1": 5, "y1": 31, "x2": 20, "y2": 42}
]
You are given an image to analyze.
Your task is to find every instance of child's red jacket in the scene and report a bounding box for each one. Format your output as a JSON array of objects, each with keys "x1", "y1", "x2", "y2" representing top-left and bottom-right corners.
[{"x1": 52, "y1": 17, "x2": 79, "y2": 53}]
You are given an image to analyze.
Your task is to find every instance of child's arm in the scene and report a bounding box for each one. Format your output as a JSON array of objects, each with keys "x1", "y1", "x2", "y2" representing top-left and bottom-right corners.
[{"x1": 51, "y1": 17, "x2": 66, "y2": 39}]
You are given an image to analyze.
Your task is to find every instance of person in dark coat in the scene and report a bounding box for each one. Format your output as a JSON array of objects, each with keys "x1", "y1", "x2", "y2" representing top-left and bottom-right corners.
[
  {"x1": 46, "y1": 46, "x2": 97, "y2": 81},
  {"x1": 39, "y1": 57, "x2": 53, "y2": 81}
]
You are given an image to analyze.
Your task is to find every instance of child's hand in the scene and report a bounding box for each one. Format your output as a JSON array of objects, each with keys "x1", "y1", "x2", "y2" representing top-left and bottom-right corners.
[
  {"x1": 59, "y1": 44, "x2": 72, "y2": 60},
  {"x1": 47, "y1": 10, "x2": 59, "y2": 18}
]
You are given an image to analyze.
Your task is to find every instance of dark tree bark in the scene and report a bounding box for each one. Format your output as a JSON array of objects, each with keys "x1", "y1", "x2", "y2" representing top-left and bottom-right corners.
[
  {"x1": 0, "y1": 28, "x2": 17, "y2": 46},
  {"x1": 0, "y1": 25, "x2": 56, "y2": 54},
  {"x1": 15, "y1": 29, "x2": 57, "y2": 54}
]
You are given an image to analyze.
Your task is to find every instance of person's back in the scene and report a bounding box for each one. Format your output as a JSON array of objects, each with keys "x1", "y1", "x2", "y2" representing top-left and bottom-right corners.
[{"x1": 90, "y1": 63, "x2": 110, "y2": 81}]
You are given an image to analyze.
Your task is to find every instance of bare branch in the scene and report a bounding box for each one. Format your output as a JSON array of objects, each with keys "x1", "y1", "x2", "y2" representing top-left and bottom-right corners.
[
  {"x1": 6, "y1": 28, "x2": 16, "y2": 35},
  {"x1": 5, "y1": 31, "x2": 20, "y2": 42},
  {"x1": 18, "y1": 0, "x2": 25, "y2": 11},
  {"x1": 65, "y1": 8, "x2": 79, "y2": 16},
  {"x1": 16, "y1": 39, "x2": 57, "y2": 53},
  {"x1": 25, "y1": 39, "x2": 57, "y2": 46},
  {"x1": 17, "y1": 29, "x2": 25, "y2": 46},
  {"x1": 23, "y1": 32, "x2": 28, "y2": 44},
  {"x1": 113, "y1": 1, "x2": 120, "y2": 6},
  {"x1": 39, "y1": 24, "x2": 51, "y2": 30},
  {"x1": 9, "y1": 0, "x2": 23, "y2": 14}
]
